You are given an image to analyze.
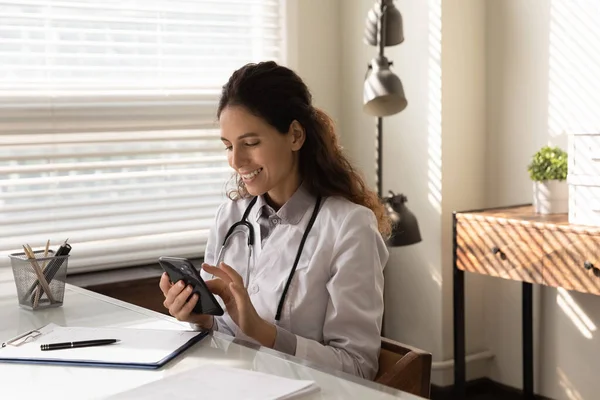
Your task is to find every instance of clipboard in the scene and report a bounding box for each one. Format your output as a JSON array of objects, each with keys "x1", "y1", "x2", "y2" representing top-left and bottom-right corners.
[{"x1": 0, "y1": 323, "x2": 207, "y2": 370}]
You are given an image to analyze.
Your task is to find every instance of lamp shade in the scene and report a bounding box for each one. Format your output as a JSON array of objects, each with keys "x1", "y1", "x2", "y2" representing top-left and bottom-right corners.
[
  {"x1": 363, "y1": 56, "x2": 407, "y2": 117},
  {"x1": 364, "y1": 0, "x2": 404, "y2": 47},
  {"x1": 384, "y1": 191, "x2": 422, "y2": 247}
]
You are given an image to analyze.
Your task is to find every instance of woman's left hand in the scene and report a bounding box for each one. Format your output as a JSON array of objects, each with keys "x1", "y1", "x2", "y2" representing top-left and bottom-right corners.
[{"x1": 202, "y1": 262, "x2": 276, "y2": 347}]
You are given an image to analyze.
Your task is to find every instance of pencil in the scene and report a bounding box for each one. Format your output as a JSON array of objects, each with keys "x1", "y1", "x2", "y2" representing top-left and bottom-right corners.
[
  {"x1": 33, "y1": 240, "x2": 51, "y2": 308},
  {"x1": 42, "y1": 239, "x2": 50, "y2": 269},
  {"x1": 23, "y1": 245, "x2": 56, "y2": 304},
  {"x1": 33, "y1": 284, "x2": 41, "y2": 308}
]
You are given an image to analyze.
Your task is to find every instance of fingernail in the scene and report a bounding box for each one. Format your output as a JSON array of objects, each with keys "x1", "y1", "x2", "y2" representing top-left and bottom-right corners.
[
  {"x1": 178, "y1": 281, "x2": 184, "y2": 288},
  {"x1": 186, "y1": 285, "x2": 192, "y2": 292}
]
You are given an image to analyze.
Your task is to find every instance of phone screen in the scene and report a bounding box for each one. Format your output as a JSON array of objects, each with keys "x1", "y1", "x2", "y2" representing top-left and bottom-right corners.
[{"x1": 158, "y1": 256, "x2": 224, "y2": 316}]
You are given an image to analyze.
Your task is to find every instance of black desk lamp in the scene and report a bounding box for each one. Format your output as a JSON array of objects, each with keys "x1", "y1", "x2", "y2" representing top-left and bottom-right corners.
[{"x1": 363, "y1": 0, "x2": 421, "y2": 246}]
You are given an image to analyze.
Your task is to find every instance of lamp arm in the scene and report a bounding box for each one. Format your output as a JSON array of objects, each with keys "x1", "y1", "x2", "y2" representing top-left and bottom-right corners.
[
  {"x1": 375, "y1": 2, "x2": 387, "y2": 198},
  {"x1": 378, "y1": 1, "x2": 387, "y2": 57},
  {"x1": 376, "y1": 117, "x2": 383, "y2": 198}
]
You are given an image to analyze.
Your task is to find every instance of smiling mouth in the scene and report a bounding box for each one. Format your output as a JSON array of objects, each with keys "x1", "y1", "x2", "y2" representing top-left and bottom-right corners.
[{"x1": 240, "y1": 168, "x2": 263, "y2": 181}]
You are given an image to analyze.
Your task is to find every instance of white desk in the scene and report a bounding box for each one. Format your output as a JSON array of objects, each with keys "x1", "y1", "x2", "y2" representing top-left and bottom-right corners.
[{"x1": 0, "y1": 267, "x2": 422, "y2": 399}]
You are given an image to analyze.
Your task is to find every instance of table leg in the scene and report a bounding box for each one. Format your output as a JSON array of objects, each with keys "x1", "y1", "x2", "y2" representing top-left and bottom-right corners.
[
  {"x1": 453, "y1": 213, "x2": 466, "y2": 399},
  {"x1": 523, "y1": 282, "x2": 534, "y2": 398}
]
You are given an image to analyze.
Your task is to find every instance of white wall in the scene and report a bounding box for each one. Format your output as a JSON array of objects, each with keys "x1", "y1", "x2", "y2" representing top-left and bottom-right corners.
[
  {"x1": 484, "y1": 1, "x2": 600, "y2": 399},
  {"x1": 298, "y1": 0, "x2": 600, "y2": 397},
  {"x1": 339, "y1": 0, "x2": 490, "y2": 386},
  {"x1": 340, "y1": 0, "x2": 444, "y2": 368},
  {"x1": 284, "y1": 0, "x2": 341, "y2": 126},
  {"x1": 483, "y1": 0, "x2": 552, "y2": 390},
  {"x1": 440, "y1": 0, "x2": 489, "y2": 383},
  {"x1": 338, "y1": 0, "x2": 600, "y2": 398}
]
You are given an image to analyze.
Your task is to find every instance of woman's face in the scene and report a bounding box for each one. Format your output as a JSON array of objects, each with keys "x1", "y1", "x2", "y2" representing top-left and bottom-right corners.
[{"x1": 219, "y1": 105, "x2": 304, "y2": 206}]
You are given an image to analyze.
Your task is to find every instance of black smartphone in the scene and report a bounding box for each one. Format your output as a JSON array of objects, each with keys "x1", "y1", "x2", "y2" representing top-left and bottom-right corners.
[{"x1": 158, "y1": 256, "x2": 224, "y2": 316}]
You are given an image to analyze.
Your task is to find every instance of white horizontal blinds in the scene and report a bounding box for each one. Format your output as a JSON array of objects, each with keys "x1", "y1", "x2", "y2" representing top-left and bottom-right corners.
[
  {"x1": 0, "y1": 93, "x2": 222, "y2": 134},
  {"x1": 0, "y1": 0, "x2": 281, "y2": 93},
  {"x1": 0, "y1": 0, "x2": 282, "y2": 272},
  {"x1": 0, "y1": 129, "x2": 230, "y2": 269}
]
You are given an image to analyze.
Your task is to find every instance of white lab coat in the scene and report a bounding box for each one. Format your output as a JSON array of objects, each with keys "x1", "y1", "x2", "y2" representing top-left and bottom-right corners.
[{"x1": 201, "y1": 193, "x2": 389, "y2": 380}]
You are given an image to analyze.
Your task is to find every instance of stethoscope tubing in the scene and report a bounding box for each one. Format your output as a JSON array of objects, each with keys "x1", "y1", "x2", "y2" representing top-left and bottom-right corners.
[{"x1": 214, "y1": 195, "x2": 322, "y2": 322}]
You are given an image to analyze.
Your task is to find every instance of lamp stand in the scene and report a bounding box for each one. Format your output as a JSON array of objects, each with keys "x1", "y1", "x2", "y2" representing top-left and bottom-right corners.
[
  {"x1": 376, "y1": 116, "x2": 383, "y2": 198},
  {"x1": 375, "y1": 0, "x2": 386, "y2": 198},
  {"x1": 364, "y1": 0, "x2": 420, "y2": 247}
]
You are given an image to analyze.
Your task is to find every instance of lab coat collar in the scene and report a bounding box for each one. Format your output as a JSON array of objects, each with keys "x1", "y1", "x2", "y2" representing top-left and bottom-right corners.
[{"x1": 252, "y1": 182, "x2": 315, "y2": 225}]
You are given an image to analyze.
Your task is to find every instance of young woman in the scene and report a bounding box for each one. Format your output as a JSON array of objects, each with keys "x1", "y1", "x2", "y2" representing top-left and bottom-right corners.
[{"x1": 160, "y1": 61, "x2": 391, "y2": 380}]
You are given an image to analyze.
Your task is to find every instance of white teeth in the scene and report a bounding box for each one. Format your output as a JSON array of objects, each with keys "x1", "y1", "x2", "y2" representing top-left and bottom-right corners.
[{"x1": 241, "y1": 168, "x2": 262, "y2": 180}]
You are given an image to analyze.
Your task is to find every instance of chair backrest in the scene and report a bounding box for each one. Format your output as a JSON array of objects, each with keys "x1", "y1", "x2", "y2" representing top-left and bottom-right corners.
[{"x1": 374, "y1": 337, "x2": 432, "y2": 398}]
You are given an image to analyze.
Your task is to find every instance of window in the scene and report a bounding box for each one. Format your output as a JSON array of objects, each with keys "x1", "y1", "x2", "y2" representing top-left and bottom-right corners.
[{"x1": 0, "y1": 0, "x2": 283, "y2": 272}]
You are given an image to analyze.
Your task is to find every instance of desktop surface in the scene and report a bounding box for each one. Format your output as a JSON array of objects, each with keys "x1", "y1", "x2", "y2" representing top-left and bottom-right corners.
[{"x1": 0, "y1": 267, "x2": 421, "y2": 399}]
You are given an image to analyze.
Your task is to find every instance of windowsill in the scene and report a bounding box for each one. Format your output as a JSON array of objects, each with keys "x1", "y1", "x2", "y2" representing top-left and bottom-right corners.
[{"x1": 66, "y1": 258, "x2": 204, "y2": 288}]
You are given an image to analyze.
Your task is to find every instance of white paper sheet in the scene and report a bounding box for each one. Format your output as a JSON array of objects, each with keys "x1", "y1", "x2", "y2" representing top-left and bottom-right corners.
[
  {"x1": 107, "y1": 364, "x2": 320, "y2": 400},
  {"x1": 0, "y1": 323, "x2": 201, "y2": 365}
]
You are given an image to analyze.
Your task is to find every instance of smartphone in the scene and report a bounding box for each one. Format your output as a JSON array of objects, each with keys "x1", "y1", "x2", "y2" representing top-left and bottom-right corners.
[{"x1": 158, "y1": 256, "x2": 224, "y2": 316}]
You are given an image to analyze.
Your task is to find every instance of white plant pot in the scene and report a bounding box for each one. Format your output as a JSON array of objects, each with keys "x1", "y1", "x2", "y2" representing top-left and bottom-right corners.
[{"x1": 533, "y1": 180, "x2": 568, "y2": 214}]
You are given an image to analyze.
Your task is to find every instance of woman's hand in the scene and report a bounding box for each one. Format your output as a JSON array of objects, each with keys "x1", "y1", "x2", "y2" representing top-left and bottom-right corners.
[
  {"x1": 202, "y1": 262, "x2": 276, "y2": 347},
  {"x1": 159, "y1": 272, "x2": 214, "y2": 330}
]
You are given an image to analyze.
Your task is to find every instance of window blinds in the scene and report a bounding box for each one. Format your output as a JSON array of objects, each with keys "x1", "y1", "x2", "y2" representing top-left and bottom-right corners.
[{"x1": 0, "y1": 0, "x2": 282, "y2": 272}]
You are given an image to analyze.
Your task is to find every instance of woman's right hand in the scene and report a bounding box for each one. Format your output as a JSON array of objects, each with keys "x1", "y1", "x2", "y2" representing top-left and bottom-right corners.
[{"x1": 159, "y1": 272, "x2": 214, "y2": 330}]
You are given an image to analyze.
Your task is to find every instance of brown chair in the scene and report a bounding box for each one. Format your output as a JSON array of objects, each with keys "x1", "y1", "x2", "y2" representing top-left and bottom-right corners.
[{"x1": 375, "y1": 337, "x2": 432, "y2": 398}]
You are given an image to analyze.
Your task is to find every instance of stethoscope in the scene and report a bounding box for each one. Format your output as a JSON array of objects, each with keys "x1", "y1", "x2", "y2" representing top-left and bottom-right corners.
[{"x1": 215, "y1": 195, "x2": 322, "y2": 322}]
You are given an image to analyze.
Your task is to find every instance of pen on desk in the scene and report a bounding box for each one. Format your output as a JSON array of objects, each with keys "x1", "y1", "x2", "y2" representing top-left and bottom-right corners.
[{"x1": 40, "y1": 339, "x2": 119, "y2": 351}]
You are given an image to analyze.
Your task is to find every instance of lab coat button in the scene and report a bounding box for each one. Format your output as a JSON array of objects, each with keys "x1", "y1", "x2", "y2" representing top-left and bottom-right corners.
[
  {"x1": 250, "y1": 284, "x2": 259, "y2": 294},
  {"x1": 272, "y1": 218, "x2": 280, "y2": 225}
]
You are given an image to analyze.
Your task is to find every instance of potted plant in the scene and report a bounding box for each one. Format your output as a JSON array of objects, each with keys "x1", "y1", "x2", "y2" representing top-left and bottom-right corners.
[{"x1": 527, "y1": 145, "x2": 568, "y2": 214}]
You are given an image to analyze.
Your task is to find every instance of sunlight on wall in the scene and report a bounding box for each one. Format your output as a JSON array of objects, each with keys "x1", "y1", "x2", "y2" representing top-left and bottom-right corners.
[
  {"x1": 550, "y1": 0, "x2": 600, "y2": 349},
  {"x1": 549, "y1": 0, "x2": 600, "y2": 136},
  {"x1": 556, "y1": 287, "x2": 597, "y2": 339},
  {"x1": 557, "y1": 368, "x2": 585, "y2": 400},
  {"x1": 430, "y1": 264, "x2": 442, "y2": 287},
  {"x1": 427, "y1": 0, "x2": 442, "y2": 214}
]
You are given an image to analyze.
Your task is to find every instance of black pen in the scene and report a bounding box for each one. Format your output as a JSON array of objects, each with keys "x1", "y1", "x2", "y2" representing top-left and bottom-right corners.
[{"x1": 40, "y1": 339, "x2": 119, "y2": 351}]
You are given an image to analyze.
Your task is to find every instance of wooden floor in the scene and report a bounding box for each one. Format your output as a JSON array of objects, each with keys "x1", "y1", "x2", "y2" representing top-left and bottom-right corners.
[
  {"x1": 431, "y1": 379, "x2": 553, "y2": 400},
  {"x1": 465, "y1": 392, "x2": 534, "y2": 400}
]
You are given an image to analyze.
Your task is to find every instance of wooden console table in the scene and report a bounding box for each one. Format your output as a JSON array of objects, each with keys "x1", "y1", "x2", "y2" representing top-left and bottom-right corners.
[{"x1": 452, "y1": 205, "x2": 600, "y2": 399}]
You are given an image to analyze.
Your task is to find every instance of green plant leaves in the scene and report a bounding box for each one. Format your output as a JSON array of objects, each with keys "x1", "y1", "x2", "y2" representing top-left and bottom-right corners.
[{"x1": 527, "y1": 146, "x2": 568, "y2": 182}]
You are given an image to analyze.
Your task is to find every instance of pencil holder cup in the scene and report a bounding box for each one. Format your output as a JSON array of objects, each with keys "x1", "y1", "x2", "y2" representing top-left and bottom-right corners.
[{"x1": 9, "y1": 250, "x2": 69, "y2": 310}]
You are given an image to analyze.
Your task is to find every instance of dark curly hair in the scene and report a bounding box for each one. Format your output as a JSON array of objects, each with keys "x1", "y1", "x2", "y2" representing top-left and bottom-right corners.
[{"x1": 217, "y1": 61, "x2": 391, "y2": 238}]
